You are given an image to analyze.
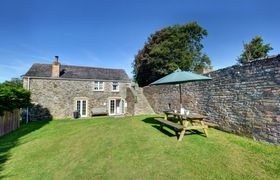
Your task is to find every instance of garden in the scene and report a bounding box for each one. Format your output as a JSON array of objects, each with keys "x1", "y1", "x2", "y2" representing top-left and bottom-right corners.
[{"x1": 0, "y1": 116, "x2": 279, "y2": 179}]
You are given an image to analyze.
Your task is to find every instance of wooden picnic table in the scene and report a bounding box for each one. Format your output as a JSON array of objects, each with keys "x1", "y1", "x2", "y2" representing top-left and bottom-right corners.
[{"x1": 163, "y1": 110, "x2": 208, "y2": 140}]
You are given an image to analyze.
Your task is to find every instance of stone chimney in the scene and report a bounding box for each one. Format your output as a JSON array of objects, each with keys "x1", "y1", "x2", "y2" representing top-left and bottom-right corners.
[{"x1": 52, "y1": 56, "x2": 60, "y2": 77}]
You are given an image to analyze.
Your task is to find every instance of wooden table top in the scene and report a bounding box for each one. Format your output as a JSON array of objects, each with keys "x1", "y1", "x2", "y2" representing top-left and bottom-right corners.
[{"x1": 163, "y1": 110, "x2": 205, "y2": 119}]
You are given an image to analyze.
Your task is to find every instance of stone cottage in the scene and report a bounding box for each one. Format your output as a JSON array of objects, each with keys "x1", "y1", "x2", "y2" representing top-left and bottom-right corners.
[{"x1": 23, "y1": 56, "x2": 131, "y2": 119}]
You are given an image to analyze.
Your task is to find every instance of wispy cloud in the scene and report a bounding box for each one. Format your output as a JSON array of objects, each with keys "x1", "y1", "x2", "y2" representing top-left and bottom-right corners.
[
  {"x1": 17, "y1": 43, "x2": 50, "y2": 58},
  {"x1": 55, "y1": 49, "x2": 104, "y2": 67},
  {"x1": 83, "y1": 49, "x2": 103, "y2": 63},
  {"x1": 0, "y1": 43, "x2": 53, "y2": 82},
  {"x1": 0, "y1": 64, "x2": 29, "y2": 71},
  {"x1": 0, "y1": 45, "x2": 51, "y2": 63},
  {"x1": 0, "y1": 62, "x2": 30, "y2": 82}
]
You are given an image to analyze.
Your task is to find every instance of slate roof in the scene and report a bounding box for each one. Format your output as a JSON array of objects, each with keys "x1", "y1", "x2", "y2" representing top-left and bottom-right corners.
[{"x1": 24, "y1": 64, "x2": 130, "y2": 82}]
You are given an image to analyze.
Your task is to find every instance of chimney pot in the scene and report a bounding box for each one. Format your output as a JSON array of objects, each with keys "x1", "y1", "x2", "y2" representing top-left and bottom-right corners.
[
  {"x1": 53, "y1": 56, "x2": 59, "y2": 65},
  {"x1": 52, "y1": 56, "x2": 60, "y2": 77}
]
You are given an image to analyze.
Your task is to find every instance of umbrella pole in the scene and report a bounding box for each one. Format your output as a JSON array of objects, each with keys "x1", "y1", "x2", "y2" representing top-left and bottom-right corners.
[{"x1": 179, "y1": 84, "x2": 182, "y2": 109}]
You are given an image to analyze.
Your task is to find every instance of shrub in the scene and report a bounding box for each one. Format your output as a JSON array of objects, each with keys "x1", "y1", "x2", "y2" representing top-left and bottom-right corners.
[{"x1": 0, "y1": 85, "x2": 31, "y2": 116}]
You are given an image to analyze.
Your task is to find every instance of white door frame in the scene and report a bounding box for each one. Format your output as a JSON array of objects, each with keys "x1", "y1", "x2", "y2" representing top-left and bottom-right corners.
[
  {"x1": 108, "y1": 98, "x2": 126, "y2": 115},
  {"x1": 76, "y1": 99, "x2": 88, "y2": 117}
]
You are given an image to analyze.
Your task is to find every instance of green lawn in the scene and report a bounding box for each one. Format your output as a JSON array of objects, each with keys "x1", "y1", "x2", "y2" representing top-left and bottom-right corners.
[{"x1": 0, "y1": 116, "x2": 279, "y2": 179}]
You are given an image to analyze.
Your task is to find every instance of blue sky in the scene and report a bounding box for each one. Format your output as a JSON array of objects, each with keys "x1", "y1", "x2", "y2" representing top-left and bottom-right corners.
[{"x1": 0, "y1": 0, "x2": 280, "y2": 82}]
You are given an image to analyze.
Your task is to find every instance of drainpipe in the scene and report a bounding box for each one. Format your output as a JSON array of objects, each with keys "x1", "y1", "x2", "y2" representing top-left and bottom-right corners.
[{"x1": 26, "y1": 77, "x2": 30, "y2": 124}]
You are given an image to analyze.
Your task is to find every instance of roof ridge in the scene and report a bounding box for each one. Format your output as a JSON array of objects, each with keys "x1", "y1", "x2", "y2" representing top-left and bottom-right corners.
[
  {"x1": 61, "y1": 64, "x2": 125, "y2": 71},
  {"x1": 24, "y1": 63, "x2": 130, "y2": 81},
  {"x1": 32, "y1": 63, "x2": 125, "y2": 71}
]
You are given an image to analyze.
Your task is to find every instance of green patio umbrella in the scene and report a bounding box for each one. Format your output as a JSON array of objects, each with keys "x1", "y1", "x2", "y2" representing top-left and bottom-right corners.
[{"x1": 150, "y1": 69, "x2": 212, "y2": 111}]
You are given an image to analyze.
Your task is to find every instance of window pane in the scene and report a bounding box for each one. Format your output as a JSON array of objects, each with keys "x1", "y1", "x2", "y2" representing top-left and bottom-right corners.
[
  {"x1": 94, "y1": 82, "x2": 99, "y2": 90},
  {"x1": 99, "y1": 82, "x2": 104, "y2": 90},
  {"x1": 110, "y1": 100, "x2": 115, "y2": 114},
  {"x1": 82, "y1": 100, "x2": 86, "y2": 115},
  {"x1": 94, "y1": 81, "x2": 104, "y2": 90},
  {"x1": 112, "y1": 82, "x2": 118, "y2": 90},
  {"x1": 121, "y1": 100, "x2": 125, "y2": 114},
  {"x1": 77, "y1": 100, "x2": 81, "y2": 112}
]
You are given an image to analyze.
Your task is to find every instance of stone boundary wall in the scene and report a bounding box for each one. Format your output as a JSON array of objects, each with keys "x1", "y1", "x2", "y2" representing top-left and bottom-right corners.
[
  {"x1": 143, "y1": 55, "x2": 280, "y2": 145},
  {"x1": 0, "y1": 109, "x2": 20, "y2": 136},
  {"x1": 126, "y1": 87, "x2": 136, "y2": 116}
]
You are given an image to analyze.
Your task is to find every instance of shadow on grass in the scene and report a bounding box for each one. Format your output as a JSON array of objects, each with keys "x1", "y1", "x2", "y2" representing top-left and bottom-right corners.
[
  {"x1": 142, "y1": 117, "x2": 176, "y2": 137},
  {"x1": 142, "y1": 117, "x2": 206, "y2": 139},
  {"x1": 0, "y1": 119, "x2": 51, "y2": 178}
]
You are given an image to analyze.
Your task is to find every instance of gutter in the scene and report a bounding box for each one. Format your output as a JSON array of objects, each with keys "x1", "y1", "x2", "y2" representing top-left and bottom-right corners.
[{"x1": 26, "y1": 77, "x2": 30, "y2": 124}]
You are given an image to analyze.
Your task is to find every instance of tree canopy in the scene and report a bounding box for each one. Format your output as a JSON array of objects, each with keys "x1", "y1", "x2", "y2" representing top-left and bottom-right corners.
[
  {"x1": 238, "y1": 35, "x2": 273, "y2": 63},
  {"x1": 0, "y1": 79, "x2": 31, "y2": 116},
  {"x1": 1, "y1": 78, "x2": 23, "y2": 88},
  {"x1": 132, "y1": 22, "x2": 211, "y2": 87}
]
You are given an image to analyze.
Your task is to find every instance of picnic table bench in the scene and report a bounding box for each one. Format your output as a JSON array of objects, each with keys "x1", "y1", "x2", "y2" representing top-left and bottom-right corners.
[{"x1": 154, "y1": 118, "x2": 186, "y2": 141}]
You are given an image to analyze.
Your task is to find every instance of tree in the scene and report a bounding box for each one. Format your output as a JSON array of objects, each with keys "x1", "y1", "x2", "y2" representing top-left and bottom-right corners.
[
  {"x1": 1, "y1": 78, "x2": 23, "y2": 88},
  {"x1": 238, "y1": 35, "x2": 273, "y2": 63},
  {"x1": 0, "y1": 79, "x2": 30, "y2": 116},
  {"x1": 132, "y1": 22, "x2": 211, "y2": 87}
]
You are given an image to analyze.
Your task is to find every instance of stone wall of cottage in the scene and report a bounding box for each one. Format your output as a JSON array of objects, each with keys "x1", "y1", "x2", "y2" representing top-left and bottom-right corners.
[
  {"x1": 23, "y1": 78, "x2": 129, "y2": 119},
  {"x1": 143, "y1": 55, "x2": 280, "y2": 145}
]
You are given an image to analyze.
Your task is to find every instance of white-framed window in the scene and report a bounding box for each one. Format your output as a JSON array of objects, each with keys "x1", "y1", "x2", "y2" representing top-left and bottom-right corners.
[
  {"x1": 112, "y1": 82, "x2": 119, "y2": 91},
  {"x1": 94, "y1": 81, "x2": 104, "y2": 91}
]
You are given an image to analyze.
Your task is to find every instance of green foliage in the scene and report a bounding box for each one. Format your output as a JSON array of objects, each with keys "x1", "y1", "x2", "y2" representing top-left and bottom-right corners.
[
  {"x1": 1, "y1": 78, "x2": 23, "y2": 88},
  {"x1": 0, "y1": 82, "x2": 31, "y2": 116},
  {"x1": 238, "y1": 35, "x2": 273, "y2": 63},
  {"x1": 133, "y1": 22, "x2": 212, "y2": 87}
]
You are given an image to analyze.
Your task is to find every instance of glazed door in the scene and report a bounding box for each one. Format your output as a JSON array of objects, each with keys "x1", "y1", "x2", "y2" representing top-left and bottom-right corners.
[
  {"x1": 76, "y1": 100, "x2": 87, "y2": 117},
  {"x1": 109, "y1": 99, "x2": 116, "y2": 115},
  {"x1": 109, "y1": 99, "x2": 125, "y2": 115}
]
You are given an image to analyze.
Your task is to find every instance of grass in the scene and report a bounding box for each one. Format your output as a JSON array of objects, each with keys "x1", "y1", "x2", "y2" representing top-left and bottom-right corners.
[{"x1": 0, "y1": 115, "x2": 279, "y2": 179}]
